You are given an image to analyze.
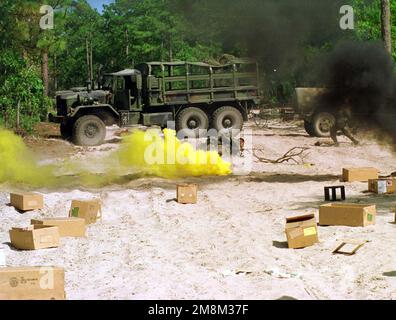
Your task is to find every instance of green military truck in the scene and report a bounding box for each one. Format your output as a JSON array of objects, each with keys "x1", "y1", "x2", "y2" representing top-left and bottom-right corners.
[{"x1": 49, "y1": 58, "x2": 261, "y2": 146}]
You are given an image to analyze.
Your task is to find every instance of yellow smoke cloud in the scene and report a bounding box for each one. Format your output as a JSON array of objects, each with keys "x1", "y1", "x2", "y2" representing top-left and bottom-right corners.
[
  {"x1": 0, "y1": 129, "x2": 55, "y2": 186},
  {"x1": 117, "y1": 129, "x2": 232, "y2": 178},
  {"x1": 0, "y1": 128, "x2": 231, "y2": 187}
]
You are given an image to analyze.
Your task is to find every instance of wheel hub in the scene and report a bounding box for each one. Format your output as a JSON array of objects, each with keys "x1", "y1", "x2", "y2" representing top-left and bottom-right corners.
[
  {"x1": 188, "y1": 118, "x2": 199, "y2": 129},
  {"x1": 85, "y1": 123, "x2": 98, "y2": 138},
  {"x1": 320, "y1": 119, "x2": 332, "y2": 132},
  {"x1": 222, "y1": 117, "x2": 233, "y2": 128}
]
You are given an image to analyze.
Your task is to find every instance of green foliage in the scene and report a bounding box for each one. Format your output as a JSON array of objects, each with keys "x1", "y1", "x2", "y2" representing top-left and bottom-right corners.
[
  {"x1": 85, "y1": 0, "x2": 222, "y2": 76},
  {"x1": 0, "y1": 50, "x2": 45, "y2": 132},
  {"x1": 353, "y1": 0, "x2": 396, "y2": 61}
]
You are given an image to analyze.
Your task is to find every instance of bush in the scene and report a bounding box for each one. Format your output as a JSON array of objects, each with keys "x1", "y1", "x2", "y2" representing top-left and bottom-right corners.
[{"x1": 0, "y1": 50, "x2": 46, "y2": 132}]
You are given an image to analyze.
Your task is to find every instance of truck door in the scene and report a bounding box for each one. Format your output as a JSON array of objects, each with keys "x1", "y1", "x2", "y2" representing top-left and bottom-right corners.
[{"x1": 114, "y1": 77, "x2": 130, "y2": 110}]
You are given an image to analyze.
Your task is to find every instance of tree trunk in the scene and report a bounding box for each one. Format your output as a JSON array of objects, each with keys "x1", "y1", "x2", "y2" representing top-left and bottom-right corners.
[
  {"x1": 54, "y1": 55, "x2": 58, "y2": 92},
  {"x1": 41, "y1": 50, "x2": 49, "y2": 96},
  {"x1": 381, "y1": 0, "x2": 392, "y2": 54},
  {"x1": 16, "y1": 100, "x2": 20, "y2": 130},
  {"x1": 125, "y1": 29, "x2": 129, "y2": 59},
  {"x1": 90, "y1": 40, "x2": 94, "y2": 89},
  {"x1": 168, "y1": 37, "x2": 173, "y2": 62},
  {"x1": 86, "y1": 38, "x2": 90, "y2": 84}
]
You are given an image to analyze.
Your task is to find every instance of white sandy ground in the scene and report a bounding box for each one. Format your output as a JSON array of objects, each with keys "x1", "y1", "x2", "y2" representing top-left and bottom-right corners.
[{"x1": 1, "y1": 121, "x2": 396, "y2": 300}]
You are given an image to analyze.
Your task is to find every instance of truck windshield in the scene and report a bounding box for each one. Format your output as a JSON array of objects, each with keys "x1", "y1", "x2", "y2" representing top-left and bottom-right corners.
[{"x1": 101, "y1": 76, "x2": 113, "y2": 91}]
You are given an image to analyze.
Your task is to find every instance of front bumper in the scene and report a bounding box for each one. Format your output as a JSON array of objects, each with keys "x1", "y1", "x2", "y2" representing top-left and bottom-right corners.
[{"x1": 48, "y1": 113, "x2": 65, "y2": 124}]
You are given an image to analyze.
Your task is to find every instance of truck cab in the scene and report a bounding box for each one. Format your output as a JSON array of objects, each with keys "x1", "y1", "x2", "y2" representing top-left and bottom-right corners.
[{"x1": 101, "y1": 69, "x2": 143, "y2": 112}]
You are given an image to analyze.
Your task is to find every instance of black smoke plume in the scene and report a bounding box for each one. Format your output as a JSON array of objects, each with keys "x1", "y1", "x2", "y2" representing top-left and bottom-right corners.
[
  {"x1": 175, "y1": 0, "x2": 349, "y2": 95},
  {"x1": 321, "y1": 41, "x2": 396, "y2": 141}
]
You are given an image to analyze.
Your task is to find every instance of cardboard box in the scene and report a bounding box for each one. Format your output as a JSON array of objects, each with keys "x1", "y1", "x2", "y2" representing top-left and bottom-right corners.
[
  {"x1": 342, "y1": 167, "x2": 379, "y2": 182},
  {"x1": 285, "y1": 214, "x2": 319, "y2": 249},
  {"x1": 177, "y1": 184, "x2": 197, "y2": 204},
  {"x1": 69, "y1": 199, "x2": 102, "y2": 225},
  {"x1": 9, "y1": 225, "x2": 60, "y2": 250},
  {"x1": 368, "y1": 178, "x2": 396, "y2": 194},
  {"x1": 31, "y1": 217, "x2": 86, "y2": 237},
  {"x1": 10, "y1": 193, "x2": 44, "y2": 211},
  {"x1": 0, "y1": 267, "x2": 65, "y2": 300},
  {"x1": 319, "y1": 203, "x2": 376, "y2": 227}
]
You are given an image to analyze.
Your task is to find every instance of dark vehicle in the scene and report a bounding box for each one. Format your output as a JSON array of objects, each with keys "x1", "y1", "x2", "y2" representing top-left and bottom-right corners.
[
  {"x1": 49, "y1": 58, "x2": 261, "y2": 146},
  {"x1": 294, "y1": 87, "x2": 335, "y2": 137}
]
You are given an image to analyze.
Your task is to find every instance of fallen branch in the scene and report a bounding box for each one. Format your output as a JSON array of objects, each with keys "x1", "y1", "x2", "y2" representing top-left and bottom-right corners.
[{"x1": 254, "y1": 147, "x2": 310, "y2": 164}]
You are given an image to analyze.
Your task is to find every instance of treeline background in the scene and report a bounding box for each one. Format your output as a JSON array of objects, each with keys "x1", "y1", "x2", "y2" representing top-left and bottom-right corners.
[{"x1": 0, "y1": 0, "x2": 394, "y2": 131}]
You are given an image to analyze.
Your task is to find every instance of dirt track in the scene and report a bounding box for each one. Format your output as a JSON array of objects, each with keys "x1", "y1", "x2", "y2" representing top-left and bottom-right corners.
[{"x1": 2, "y1": 120, "x2": 396, "y2": 299}]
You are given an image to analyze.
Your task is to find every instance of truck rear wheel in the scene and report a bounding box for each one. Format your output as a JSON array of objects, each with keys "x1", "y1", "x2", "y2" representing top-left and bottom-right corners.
[
  {"x1": 311, "y1": 111, "x2": 335, "y2": 137},
  {"x1": 212, "y1": 106, "x2": 243, "y2": 131},
  {"x1": 176, "y1": 107, "x2": 209, "y2": 134},
  {"x1": 72, "y1": 115, "x2": 106, "y2": 146}
]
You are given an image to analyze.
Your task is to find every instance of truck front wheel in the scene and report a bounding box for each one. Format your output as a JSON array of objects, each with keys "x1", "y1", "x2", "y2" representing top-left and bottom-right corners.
[
  {"x1": 311, "y1": 112, "x2": 336, "y2": 137},
  {"x1": 212, "y1": 106, "x2": 243, "y2": 131},
  {"x1": 72, "y1": 115, "x2": 106, "y2": 146}
]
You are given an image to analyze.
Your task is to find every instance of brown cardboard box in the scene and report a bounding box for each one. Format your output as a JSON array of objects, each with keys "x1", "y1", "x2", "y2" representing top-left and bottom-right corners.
[
  {"x1": 0, "y1": 267, "x2": 65, "y2": 300},
  {"x1": 31, "y1": 217, "x2": 86, "y2": 237},
  {"x1": 319, "y1": 203, "x2": 376, "y2": 227},
  {"x1": 368, "y1": 178, "x2": 396, "y2": 194},
  {"x1": 285, "y1": 214, "x2": 319, "y2": 249},
  {"x1": 10, "y1": 193, "x2": 44, "y2": 211},
  {"x1": 69, "y1": 199, "x2": 102, "y2": 225},
  {"x1": 342, "y1": 167, "x2": 379, "y2": 182},
  {"x1": 177, "y1": 184, "x2": 197, "y2": 204},
  {"x1": 9, "y1": 225, "x2": 60, "y2": 250}
]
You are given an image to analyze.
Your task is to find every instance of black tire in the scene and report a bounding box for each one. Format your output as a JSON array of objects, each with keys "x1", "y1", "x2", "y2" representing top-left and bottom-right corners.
[
  {"x1": 72, "y1": 115, "x2": 106, "y2": 146},
  {"x1": 304, "y1": 120, "x2": 315, "y2": 137},
  {"x1": 311, "y1": 111, "x2": 336, "y2": 137},
  {"x1": 60, "y1": 121, "x2": 73, "y2": 140},
  {"x1": 176, "y1": 107, "x2": 209, "y2": 134},
  {"x1": 212, "y1": 106, "x2": 244, "y2": 131}
]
